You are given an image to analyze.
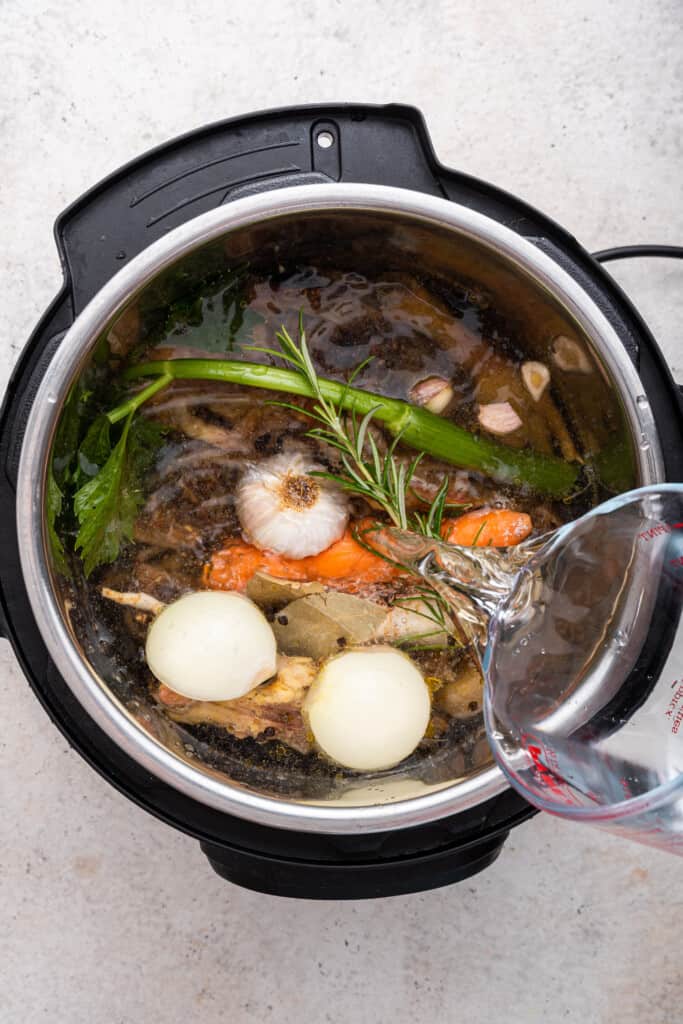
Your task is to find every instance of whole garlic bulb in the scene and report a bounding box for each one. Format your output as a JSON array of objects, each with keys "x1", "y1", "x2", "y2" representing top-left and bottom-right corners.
[{"x1": 236, "y1": 452, "x2": 349, "y2": 559}]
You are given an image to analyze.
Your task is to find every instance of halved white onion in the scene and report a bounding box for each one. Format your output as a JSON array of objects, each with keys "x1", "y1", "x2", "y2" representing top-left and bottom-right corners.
[
  {"x1": 145, "y1": 591, "x2": 277, "y2": 701},
  {"x1": 236, "y1": 452, "x2": 349, "y2": 559},
  {"x1": 304, "y1": 646, "x2": 431, "y2": 771}
]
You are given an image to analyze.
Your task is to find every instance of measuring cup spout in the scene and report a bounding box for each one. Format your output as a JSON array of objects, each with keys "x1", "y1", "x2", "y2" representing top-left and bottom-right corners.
[{"x1": 362, "y1": 525, "x2": 535, "y2": 659}]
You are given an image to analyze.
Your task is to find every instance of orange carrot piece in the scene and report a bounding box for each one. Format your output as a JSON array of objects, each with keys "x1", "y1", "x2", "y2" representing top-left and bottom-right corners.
[
  {"x1": 442, "y1": 508, "x2": 532, "y2": 547},
  {"x1": 202, "y1": 541, "x2": 309, "y2": 591},
  {"x1": 301, "y1": 522, "x2": 402, "y2": 590},
  {"x1": 203, "y1": 520, "x2": 402, "y2": 593}
]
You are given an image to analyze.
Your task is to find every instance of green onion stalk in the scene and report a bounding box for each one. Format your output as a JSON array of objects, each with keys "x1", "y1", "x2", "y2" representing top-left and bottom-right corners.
[{"x1": 112, "y1": 358, "x2": 580, "y2": 498}]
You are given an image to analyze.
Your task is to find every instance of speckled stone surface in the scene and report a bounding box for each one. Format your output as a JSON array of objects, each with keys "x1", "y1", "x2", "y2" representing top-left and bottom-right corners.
[{"x1": 1, "y1": 2, "x2": 682, "y2": 1022}]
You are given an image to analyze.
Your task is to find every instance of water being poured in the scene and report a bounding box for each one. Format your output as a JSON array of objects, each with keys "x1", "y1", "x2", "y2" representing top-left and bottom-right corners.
[{"x1": 371, "y1": 485, "x2": 683, "y2": 854}]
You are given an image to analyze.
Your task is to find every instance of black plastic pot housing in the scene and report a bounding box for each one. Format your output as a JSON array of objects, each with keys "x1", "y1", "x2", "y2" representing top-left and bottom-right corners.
[{"x1": 1, "y1": 104, "x2": 681, "y2": 898}]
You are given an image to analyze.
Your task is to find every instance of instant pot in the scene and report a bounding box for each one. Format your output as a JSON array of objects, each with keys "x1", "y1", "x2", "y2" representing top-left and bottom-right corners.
[{"x1": 1, "y1": 104, "x2": 681, "y2": 899}]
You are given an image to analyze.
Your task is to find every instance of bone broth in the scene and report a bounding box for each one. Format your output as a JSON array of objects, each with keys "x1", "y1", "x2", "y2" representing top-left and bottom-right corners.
[{"x1": 50, "y1": 248, "x2": 634, "y2": 800}]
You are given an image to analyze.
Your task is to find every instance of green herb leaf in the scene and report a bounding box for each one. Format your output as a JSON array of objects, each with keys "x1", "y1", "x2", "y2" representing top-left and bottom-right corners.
[
  {"x1": 73, "y1": 414, "x2": 165, "y2": 576},
  {"x1": 74, "y1": 417, "x2": 133, "y2": 576},
  {"x1": 127, "y1": 416, "x2": 166, "y2": 480},
  {"x1": 47, "y1": 378, "x2": 99, "y2": 575},
  {"x1": 74, "y1": 414, "x2": 112, "y2": 488},
  {"x1": 51, "y1": 378, "x2": 98, "y2": 488},
  {"x1": 425, "y1": 475, "x2": 450, "y2": 538}
]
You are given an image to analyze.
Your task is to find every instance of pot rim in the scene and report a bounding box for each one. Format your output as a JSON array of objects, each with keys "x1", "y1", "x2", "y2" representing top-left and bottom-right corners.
[{"x1": 16, "y1": 183, "x2": 664, "y2": 835}]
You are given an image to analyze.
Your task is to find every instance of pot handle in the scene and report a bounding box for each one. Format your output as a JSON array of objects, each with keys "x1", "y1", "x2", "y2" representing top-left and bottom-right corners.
[
  {"x1": 0, "y1": 321, "x2": 71, "y2": 492},
  {"x1": 0, "y1": 306, "x2": 74, "y2": 649},
  {"x1": 51, "y1": 101, "x2": 631, "y2": 318},
  {"x1": 54, "y1": 104, "x2": 452, "y2": 314}
]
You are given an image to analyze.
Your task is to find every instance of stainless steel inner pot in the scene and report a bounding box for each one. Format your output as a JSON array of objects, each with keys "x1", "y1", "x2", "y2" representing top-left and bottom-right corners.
[{"x1": 16, "y1": 184, "x2": 664, "y2": 834}]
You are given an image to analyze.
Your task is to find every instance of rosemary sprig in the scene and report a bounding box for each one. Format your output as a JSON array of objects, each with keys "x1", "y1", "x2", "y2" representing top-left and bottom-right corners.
[
  {"x1": 471, "y1": 517, "x2": 489, "y2": 547},
  {"x1": 247, "y1": 316, "x2": 420, "y2": 529},
  {"x1": 393, "y1": 586, "x2": 462, "y2": 648},
  {"x1": 255, "y1": 322, "x2": 470, "y2": 637},
  {"x1": 123, "y1": 353, "x2": 580, "y2": 497},
  {"x1": 410, "y1": 474, "x2": 452, "y2": 539},
  {"x1": 247, "y1": 316, "x2": 454, "y2": 535}
]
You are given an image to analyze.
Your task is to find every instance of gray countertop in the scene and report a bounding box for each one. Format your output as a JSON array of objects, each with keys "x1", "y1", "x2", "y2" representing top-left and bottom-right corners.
[{"x1": 1, "y1": 2, "x2": 681, "y2": 1022}]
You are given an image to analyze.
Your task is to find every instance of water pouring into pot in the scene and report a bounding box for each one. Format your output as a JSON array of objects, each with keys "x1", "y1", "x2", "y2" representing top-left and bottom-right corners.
[{"x1": 369, "y1": 484, "x2": 683, "y2": 854}]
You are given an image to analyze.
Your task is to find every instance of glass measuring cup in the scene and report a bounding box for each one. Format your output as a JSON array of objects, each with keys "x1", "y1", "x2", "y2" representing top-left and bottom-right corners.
[{"x1": 373, "y1": 484, "x2": 683, "y2": 854}]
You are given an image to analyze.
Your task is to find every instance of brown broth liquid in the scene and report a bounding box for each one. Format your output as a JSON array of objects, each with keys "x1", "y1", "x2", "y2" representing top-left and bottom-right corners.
[{"x1": 65, "y1": 264, "x2": 628, "y2": 800}]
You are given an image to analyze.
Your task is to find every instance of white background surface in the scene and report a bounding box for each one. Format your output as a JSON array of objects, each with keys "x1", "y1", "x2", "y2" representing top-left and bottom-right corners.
[{"x1": 1, "y1": 2, "x2": 682, "y2": 1022}]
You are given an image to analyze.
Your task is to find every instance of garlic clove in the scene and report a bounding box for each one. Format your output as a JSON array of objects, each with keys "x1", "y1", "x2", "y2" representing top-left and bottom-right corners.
[
  {"x1": 521, "y1": 361, "x2": 551, "y2": 402},
  {"x1": 409, "y1": 376, "x2": 454, "y2": 415},
  {"x1": 551, "y1": 335, "x2": 592, "y2": 374},
  {"x1": 236, "y1": 452, "x2": 349, "y2": 559},
  {"x1": 477, "y1": 401, "x2": 523, "y2": 435}
]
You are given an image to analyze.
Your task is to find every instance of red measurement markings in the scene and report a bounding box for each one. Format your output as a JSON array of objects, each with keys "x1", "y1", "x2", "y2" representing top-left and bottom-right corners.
[
  {"x1": 639, "y1": 524, "x2": 672, "y2": 542},
  {"x1": 664, "y1": 679, "x2": 683, "y2": 735},
  {"x1": 620, "y1": 777, "x2": 633, "y2": 799},
  {"x1": 665, "y1": 678, "x2": 683, "y2": 734},
  {"x1": 639, "y1": 522, "x2": 683, "y2": 542},
  {"x1": 523, "y1": 740, "x2": 578, "y2": 804}
]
